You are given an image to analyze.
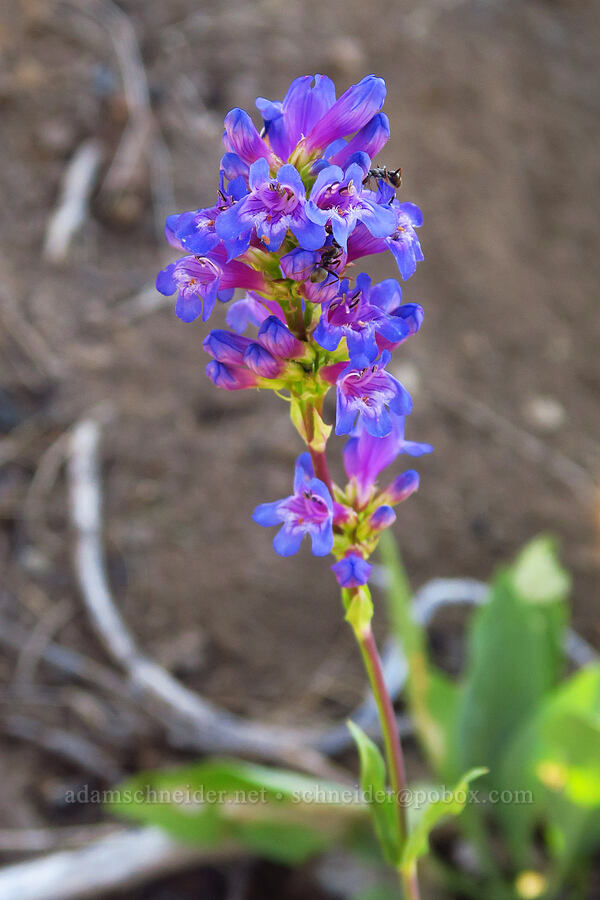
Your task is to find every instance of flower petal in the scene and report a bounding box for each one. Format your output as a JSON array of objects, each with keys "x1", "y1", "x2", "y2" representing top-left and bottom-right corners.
[{"x1": 252, "y1": 499, "x2": 284, "y2": 527}]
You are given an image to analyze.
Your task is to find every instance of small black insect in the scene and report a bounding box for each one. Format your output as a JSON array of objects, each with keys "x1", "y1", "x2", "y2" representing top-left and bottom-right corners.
[
  {"x1": 363, "y1": 166, "x2": 403, "y2": 189},
  {"x1": 310, "y1": 241, "x2": 345, "y2": 283}
]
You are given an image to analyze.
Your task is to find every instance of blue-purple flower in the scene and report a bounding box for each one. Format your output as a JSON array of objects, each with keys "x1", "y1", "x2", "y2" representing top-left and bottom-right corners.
[
  {"x1": 166, "y1": 174, "x2": 248, "y2": 258},
  {"x1": 216, "y1": 158, "x2": 326, "y2": 259},
  {"x1": 256, "y1": 75, "x2": 336, "y2": 162},
  {"x1": 347, "y1": 193, "x2": 424, "y2": 280},
  {"x1": 306, "y1": 163, "x2": 396, "y2": 251},
  {"x1": 333, "y1": 351, "x2": 413, "y2": 437},
  {"x1": 253, "y1": 454, "x2": 334, "y2": 556},
  {"x1": 156, "y1": 250, "x2": 267, "y2": 323},
  {"x1": 303, "y1": 75, "x2": 386, "y2": 154},
  {"x1": 255, "y1": 74, "x2": 386, "y2": 162},
  {"x1": 225, "y1": 292, "x2": 272, "y2": 334},
  {"x1": 222, "y1": 108, "x2": 279, "y2": 169},
  {"x1": 331, "y1": 553, "x2": 373, "y2": 588},
  {"x1": 312, "y1": 274, "x2": 416, "y2": 361},
  {"x1": 343, "y1": 416, "x2": 432, "y2": 505}
]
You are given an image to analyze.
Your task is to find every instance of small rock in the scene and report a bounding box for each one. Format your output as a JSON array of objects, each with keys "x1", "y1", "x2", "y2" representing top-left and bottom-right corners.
[{"x1": 524, "y1": 396, "x2": 566, "y2": 433}]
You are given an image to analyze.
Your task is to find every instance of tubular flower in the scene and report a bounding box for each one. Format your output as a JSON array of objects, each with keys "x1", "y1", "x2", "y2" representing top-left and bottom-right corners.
[
  {"x1": 306, "y1": 162, "x2": 396, "y2": 251},
  {"x1": 216, "y1": 158, "x2": 325, "y2": 258},
  {"x1": 156, "y1": 251, "x2": 266, "y2": 323},
  {"x1": 157, "y1": 73, "x2": 430, "y2": 591},
  {"x1": 347, "y1": 192, "x2": 424, "y2": 280},
  {"x1": 253, "y1": 454, "x2": 334, "y2": 557},
  {"x1": 343, "y1": 417, "x2": 433, "y2": 507},
  {"x1": 312, "y1": 273, "x2": 417, "y2": 361},
  {"x1": 334, "y1": 351, "x2": 413, "y2": 437}
]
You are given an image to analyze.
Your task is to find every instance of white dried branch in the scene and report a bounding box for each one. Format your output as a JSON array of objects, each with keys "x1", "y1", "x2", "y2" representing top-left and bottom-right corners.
[
  {"x1": 0, "y1": 826, "x2": 242, "y2": 900},
  {"x1": 43, "y1": 140, "x2": 103, "y2": 264}
]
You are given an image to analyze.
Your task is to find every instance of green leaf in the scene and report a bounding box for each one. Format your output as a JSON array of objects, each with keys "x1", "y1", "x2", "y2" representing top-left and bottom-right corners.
[
  {"x1": 499, "y1": 664, "x2": 600, "y2": 868},
  {"x1": 354, "y1": 887, "x2": 399, "y2": 900},
  {"x1": 455, "y1": 545, "x2": 567, "y2": 779},
  {"x1": 400, "y1": 768, "x2": 487, "y2": 868},
  {"x1": 510, "y1": 535, "x2": 571, "y2": 605},
  {"x1": 108, "y1": 758, "x2": 364, "y2": 864},
  {"x1": 347, "y1": 720, "x2": 401, "y2": 864}
]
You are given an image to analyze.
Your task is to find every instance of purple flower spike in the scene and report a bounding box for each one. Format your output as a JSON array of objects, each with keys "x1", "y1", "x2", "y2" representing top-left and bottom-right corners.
[
  {"x1": 304, "y1": 75, "x2": 386, "y2": 153},
  {"x1": 223, "y1": 108, "x2": 279, "y2": 168},
  {"x1": 243, "y1": 342, "x2": 283, "y2": 378},
  {"x1": 306, "y1": 163, "x2": 396, "y2": 251},
  {"x1": 206, "y1": 360, "x2": 260, "y2": 391},
  {"x1": 331, "y1": 553, "x2": 373, "y2": 588},
  {"x1": 257, "y1": 316, "x2": 304, "y2": 359},
  {"x1": 216, "y1": 158, "x2": 326, "y2": 258},
  {"x1": 335, "y1": 351, "x2": 413, "y2": 437},
  {"x1": 252, "y1": 453, "x2": 334, "y2": 557},
  {"x1": 329, "y1": 113, "x2": 390, "y2": 170},
  {"x1": 369, "y1": 505, "x2": 397, "y2": 532}
]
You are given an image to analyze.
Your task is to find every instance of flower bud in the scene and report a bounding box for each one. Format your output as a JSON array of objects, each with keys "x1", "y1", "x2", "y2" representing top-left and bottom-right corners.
[
  {"x1": 331, "y1": 552, "x2": 372, "y2": 588},
  {"x1": 368, "y1": 505, "x2": 397, "y2": 532},
  {"x1": 257, "y1": 316, "x2": 304, "y2": 359},
  {"x1": 383, "y1": 470, "x2": 420, "y2": 505},
  {"x1": 243, "y1": 342, "x2": 283, "y2": 378},
  {"x1": 206, "y1": 360, "x2": 259, "y2": 391},
  {"x1": 329, "y1": 113, "x2": 390, "y2": 169},
  {"x1": 203, "y1": 330, "x2": 252, "y2": 364}
]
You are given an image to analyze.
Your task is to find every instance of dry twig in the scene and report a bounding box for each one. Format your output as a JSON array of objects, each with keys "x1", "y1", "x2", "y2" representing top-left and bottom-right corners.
[
  {"x1": 3, "y1": 714, "x2": 123, "y2": 783},
  {"x1": 42, "y1": 140, "x2": 103, "y2": 264},
  {"x1": 0, "y1": 826, "x2": 242, "y2": 900}
]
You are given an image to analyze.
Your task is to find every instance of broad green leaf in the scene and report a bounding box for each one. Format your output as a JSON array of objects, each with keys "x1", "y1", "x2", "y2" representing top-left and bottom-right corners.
[
  {"x1": 347, "y1": 720, "x2": 401, "y2": 864},
  {"x1": 400, "y1": 768, "x2": 487, "y2": 868},
  {"x1": 354, "y1": 887, "x2": 398, "y2": 900},
  {"x1": 108, "y1": 758, "x2": 364, "y2": 864},
  {"x1": 455, "y1": 557, "x2": 567, "y2": 780},
  {"x1": 510, "y1": 535, "x2": 571, "y2": 605},
  {"x1": 499, "y1": 664, "x2": 600, "y2": 868}
]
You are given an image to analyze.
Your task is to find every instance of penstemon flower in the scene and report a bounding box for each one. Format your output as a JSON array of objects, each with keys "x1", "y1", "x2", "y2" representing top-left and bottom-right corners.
[{"x1": 157, "y1": 73, "x2": 429, "y2": 898}]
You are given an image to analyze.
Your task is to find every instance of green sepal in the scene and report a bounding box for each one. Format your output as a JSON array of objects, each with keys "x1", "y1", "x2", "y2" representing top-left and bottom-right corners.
[{"x1": 345, "y1": 585, "x2": 374, "y2": 635}]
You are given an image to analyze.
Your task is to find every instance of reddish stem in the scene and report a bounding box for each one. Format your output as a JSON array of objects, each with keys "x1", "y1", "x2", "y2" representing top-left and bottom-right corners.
[
  {"x1": 356, "y1": 623, "x2": 421, "y2": 900},
  {"x1": 309, "y1": 447, "x2": 334, "y2": 496}
]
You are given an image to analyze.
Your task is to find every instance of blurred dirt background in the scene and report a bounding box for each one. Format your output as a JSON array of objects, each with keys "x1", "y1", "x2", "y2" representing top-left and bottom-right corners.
[{"x1": 1, "y1": 0, "x2": 599, "y2": 897}]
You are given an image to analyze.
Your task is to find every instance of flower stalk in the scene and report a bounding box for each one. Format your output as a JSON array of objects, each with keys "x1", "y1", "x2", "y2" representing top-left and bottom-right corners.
[{"x1": 157, "y1": 72, "x2": 430, "y2": 895}]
